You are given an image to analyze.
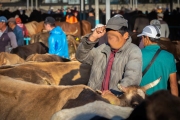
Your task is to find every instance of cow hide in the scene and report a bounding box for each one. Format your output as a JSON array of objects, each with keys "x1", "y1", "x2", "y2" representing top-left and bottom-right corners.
[
  {"x1": 0, "y1": 52, "x2": 24, "y2": 65},
  {"x1": 0, "y1": 75, "x2": 107, "y2": 120},
  {"x1": 0, "y1": 61, "x2": 91, "y2": 85},
  {"x1": 26, "y1": 53, "x2": 71, "y2": 62}
]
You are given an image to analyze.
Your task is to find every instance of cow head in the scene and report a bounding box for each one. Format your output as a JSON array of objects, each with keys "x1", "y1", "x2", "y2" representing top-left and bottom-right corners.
[
  {"x1": 98, "y1": 77, "x2": 161, "y2": 108},
  {"x1": 117, "y1": 77, "x2": 161, "y2": 108}
]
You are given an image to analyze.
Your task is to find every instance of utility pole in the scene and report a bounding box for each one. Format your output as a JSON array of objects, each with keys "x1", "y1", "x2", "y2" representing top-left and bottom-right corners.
[
  {"x1": 95, "y1": 0, "x2": 99, "y2": 25},
  {"x1": 27, "y1": 0, "x2": 29, "y2": 10},
  {"x1": 106, "y1": 0, "x2": 110, "y2": 24}
]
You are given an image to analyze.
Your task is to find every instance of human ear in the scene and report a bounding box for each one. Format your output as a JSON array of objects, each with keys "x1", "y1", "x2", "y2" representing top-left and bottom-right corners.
[{"x1": 123, "y1": 32, "x2": 129, "y2": 40}]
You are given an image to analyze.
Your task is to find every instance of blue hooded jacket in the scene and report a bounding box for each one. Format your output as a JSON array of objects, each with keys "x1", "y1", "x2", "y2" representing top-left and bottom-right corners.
[{"x1": 48, "y1": 26, "x2": 69, "y2": 59}]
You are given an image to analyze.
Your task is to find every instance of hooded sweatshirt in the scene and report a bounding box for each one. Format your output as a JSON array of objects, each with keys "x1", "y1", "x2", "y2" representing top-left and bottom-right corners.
[{"x1": 48, "y1": 26, "x2": 69, "y2": 59}]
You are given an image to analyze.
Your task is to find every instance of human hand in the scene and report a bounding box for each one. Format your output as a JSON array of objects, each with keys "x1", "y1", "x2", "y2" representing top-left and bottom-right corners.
[{"x1": 89, "y1": 26, "x2": 106, "y2": 42}]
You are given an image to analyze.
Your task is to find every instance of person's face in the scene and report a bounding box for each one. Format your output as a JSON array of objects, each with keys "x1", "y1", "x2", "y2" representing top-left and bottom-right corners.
[
  {"x1": 74, "y1": 12, "x2": 78, "y2": 17},
  {"x1": 44, "y1": 23, "x2": 51, "y2": 31},
  {"x1": 107, "y1": 30, "x2": 128, "y2": 49},
  {"x1": 0, "y1": 22, "x2": 5, "y2": 30},
  {"x1": 8, "y1": 22, "x2": 13, "y2": 29},
  {"x1": 142, "y1": 36, "x2": 151, "y2": 46}
]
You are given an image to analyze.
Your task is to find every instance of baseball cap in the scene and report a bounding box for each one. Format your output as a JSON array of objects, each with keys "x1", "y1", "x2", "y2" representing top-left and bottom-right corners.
[
  {"x1": 106, "y1": 14, "x2": 128, "y2": 31},
  {"x1": 150, "y1": 19, "x2": 161, "y2": 29},
  {"x1": 91, "y1": 24, "x2": 104, "y2": 31},
  {"x1": 0, "y1": 16, "x2": 8, "y2": 23},
  {"x1": 8, "y1": 18, "x2": 16, "y2": 22},
  {"x1": 44, "y1": 16, "x2": 55, "y2": 24},
  {"x1": 137, "y1": 25, "x2": 161, "y2": 39}
]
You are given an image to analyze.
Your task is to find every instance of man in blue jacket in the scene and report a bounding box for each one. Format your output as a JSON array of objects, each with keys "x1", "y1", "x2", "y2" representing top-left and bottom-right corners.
[
  {"x1": 8, "y1": 18, "x2": 24, "y2": 46},
  {"x1": 44, "y1": 17, "x2": 69, "y2": 59}
]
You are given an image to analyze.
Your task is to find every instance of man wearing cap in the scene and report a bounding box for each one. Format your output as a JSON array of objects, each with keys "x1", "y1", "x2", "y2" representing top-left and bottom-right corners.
[
  {"x1": 76, "y1": 15, "x2": 142, "y2": 95},
  {"x1": 157, "y1": 13, "x2": 169, "y2": 38},
  {"x1": 137, "y1": 25, "x2": 178, "y2": 96},
  {"x1": 0, "y1": 16, "x2": 17, "y2": 52},
  {"x1": 15, "y1": 17, "x2": 28, "y2": 37},
  {"x1": 44, "y1": 16, "x2": 69, "y2": 59},
  {"x1": 8, "y1": 17, "x2": 24, "y2": 46}
]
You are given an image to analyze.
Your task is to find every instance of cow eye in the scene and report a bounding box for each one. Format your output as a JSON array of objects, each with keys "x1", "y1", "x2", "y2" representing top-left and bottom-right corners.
[{"x1": 132, "y1": 102, "x2": 139, "y2": 108}]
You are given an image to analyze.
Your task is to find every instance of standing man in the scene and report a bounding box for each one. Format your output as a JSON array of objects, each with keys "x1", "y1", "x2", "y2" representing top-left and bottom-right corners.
[
  {"x1": 8, "y1": 17, "x2": 24, "y2": 46},
  {"x1": 137, "y1": 25, "x2": 178, "y2": 96},
  {"x1": 76, "y1": 15, "x2": 142, "y2": 95},
  {"x1": 0, "y1": 16, "x2": 17, "y2": 52},
  {"x1": 44, "y1": 16, "x2": 69, "y2": 59},
  {"x1": 87, "y1": 10, "x2": 95, "y2": 29},
  {"x1": 157, "y1": 13, "x2": 169, "y2": 38},
  {"x1": 133, "y1": 11, "x2": 149, "y2": 33}
]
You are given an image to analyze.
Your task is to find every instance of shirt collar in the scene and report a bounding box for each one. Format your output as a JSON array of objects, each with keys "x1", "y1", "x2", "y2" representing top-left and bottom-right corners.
[{"x1": 145, "y1": 44, "x2": 160, "y2": 49}]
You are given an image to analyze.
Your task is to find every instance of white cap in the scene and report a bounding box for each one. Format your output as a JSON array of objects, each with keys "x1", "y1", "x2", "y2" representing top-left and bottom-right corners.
[
  {"x1": 91, "y1": 24, "x2": 104, "y2": 31},
  {"x1": 137, "y1": 25, "x2": 161, "y2": 39}
]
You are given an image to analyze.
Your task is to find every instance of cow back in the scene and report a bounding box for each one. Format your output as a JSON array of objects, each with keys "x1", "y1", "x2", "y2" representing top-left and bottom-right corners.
[
  {"x1": 0, "y1": 52, "x2": 25, "y2": 65},
  {"x1": 55, "y1": 21, "x2": 81, "y2": 37},
  {"x1": 81, "y1": 20, "x2": 92, "y2": 36},
  {"x1": 0, "y1": 76, "x2": 101, "y2": 120},
  {"x1": 25, "y1": 21, "x2": 39, "y2": 36},
  {"x1": 10, "y1": 42, "x2": 48, "y2": 59},
  {"x1": 26, "y1": 53, "x2": 71, "y2": 62}
]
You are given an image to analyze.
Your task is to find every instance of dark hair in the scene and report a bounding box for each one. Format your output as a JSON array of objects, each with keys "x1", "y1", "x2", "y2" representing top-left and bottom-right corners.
[
  {"x1": 118, "y1": 26, "x2": 128, "y2": 35},
  {"x1": 149, "y1": 37, "x2": 160, "y2": 42},
  {"x1": 44, "y1": 22, "x2": 55, "y2": 27},
  {"x1": 106, "y1": 26, "x2": 128, "y2": 35}
]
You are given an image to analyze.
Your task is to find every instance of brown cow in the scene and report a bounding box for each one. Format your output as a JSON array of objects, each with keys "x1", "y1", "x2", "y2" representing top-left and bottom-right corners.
[
  {"x1": 55, "y1": 20, "x2": 91, "y2": 37},
  {"x1": 0, "y1": 75, "x2": 107, "y2": 120},
  {"x1": 0, "y1": 61, "x2": 91, "y2": 85},
  {"x1": 0, "y1": 64, "x2": 55, "y2": 85},
  {"x1": 30, "y1": 32, "x2": 49, "y2": 46},
  {"x1": 0, "y1": 52, "x2": 24, "y2": 65},
  {"x1": 25, "y1": 20, "x2": 91, "y2": 37},
  {"x1": 25, "y1": 21, "x2": 44, "y2": 36},
  {"x1": 26, "y1": 53, "x2": 71, "y2": 62}
]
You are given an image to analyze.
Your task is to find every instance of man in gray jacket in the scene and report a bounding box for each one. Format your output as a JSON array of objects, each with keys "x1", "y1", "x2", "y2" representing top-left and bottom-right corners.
[
  {"x1": 157, "y1": 13, "x2": 169, "y2": 38},
  {"x1": 76, "y1": 15, "x2": 142, "y2": 95}
]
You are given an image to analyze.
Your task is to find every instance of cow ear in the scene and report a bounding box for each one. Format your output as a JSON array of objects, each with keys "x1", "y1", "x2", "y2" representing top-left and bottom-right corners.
[
  {"x1": 117, "y1": 84, "x2": 127, "y2": 93},
  {"x1": 137, "y1": 89, "x2": 146, "y2": 99}
]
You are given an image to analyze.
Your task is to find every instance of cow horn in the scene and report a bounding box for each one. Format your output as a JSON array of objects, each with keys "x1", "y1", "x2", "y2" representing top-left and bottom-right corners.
[
  {"x1": 117, "y1": 84, "x2": 127, "y2": 92},
  {"x1": 65, "y1": 28, "x2": 78, "y2": 35},
  {"x1": 141, "y1": 77, "x2": 161, "y2": 91}
]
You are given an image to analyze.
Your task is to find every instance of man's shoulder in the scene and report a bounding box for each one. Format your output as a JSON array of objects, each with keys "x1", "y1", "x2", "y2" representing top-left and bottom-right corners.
[
  {"x1": 127, "y1": 43, "x2": 141, "y2": 51},
  {"x1": 160, "y1": 49, "x2": 174, "y2": 58}
]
